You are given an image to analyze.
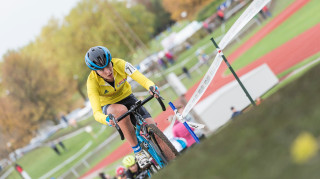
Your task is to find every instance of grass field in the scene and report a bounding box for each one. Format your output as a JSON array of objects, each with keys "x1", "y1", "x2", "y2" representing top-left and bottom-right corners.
[
  {"x1": 7, "y1": 121, "x2": 124, "y2": 178},
  {"x1": 228, "y1": 0, "x2": 320, "y2": 74},
  {"x1": 153, "y1": 62, "x2": 320, "y2": 179}
]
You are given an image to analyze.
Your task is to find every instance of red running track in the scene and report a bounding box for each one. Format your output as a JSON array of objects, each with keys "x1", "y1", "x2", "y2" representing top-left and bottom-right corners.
[
  {"x1": 228, "y1": 0, "x2": 310, "y2": 61},
  {"x1": 81, "y1": 0, "x2": 316, "y2": 178}
]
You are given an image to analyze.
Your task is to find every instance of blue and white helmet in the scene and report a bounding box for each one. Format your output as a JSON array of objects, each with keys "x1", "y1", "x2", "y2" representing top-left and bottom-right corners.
[{"x1": 85, "y1": 46, "x2": 112, "y2": 70}]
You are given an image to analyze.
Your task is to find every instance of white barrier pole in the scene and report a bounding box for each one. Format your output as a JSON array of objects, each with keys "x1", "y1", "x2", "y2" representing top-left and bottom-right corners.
[{"x1": 182, "y1": 0, "x2": 271, "y2": 118}]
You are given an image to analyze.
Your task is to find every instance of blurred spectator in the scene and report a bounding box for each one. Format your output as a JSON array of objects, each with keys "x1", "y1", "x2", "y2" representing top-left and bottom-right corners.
[
  {"x1": 61, "y1": 114, "x2": 68, "y2": 124},
  {"x1": 15, "y1": 163, "x2": 31, "y2": 179},
  {"x1": 168, "y1": 115, "x2": 196, "y2": 147},
  {"x1": 165, "y1": 51, "x2": 175, "y2": 65},
  {"x1": 259, "y1": 6, "x2": 271, "y2": 19},
  {"x1": 182, "y1": 66, "x2": 192, "y2": 79},
  {"x1": 196, "y1": 49, "x2": 210, "y2": 66},
  {"x1": 208, "y1": 22, "x2": 215, "y2": 33},
  {"x1": 259, "y1": 10, "x2": 266, "y2": 19},
  {"x1": 217, "y1": 9, "x2": 225, "y2": 22},
  {"x1": 69, "y1": 118, "x2": 78, "y2": 128},
  {"x1": 50, "y1": 142, "x2": 60, "y2": 155},
  {"x1": 230, "y1": 106, "x2": 242, "y2": 119},
  {"x1": 122, "y1": 155, "x2": 146, "y2": 179},
  {"x1": 58, "y1": 140, "x2": 67, "y2": 151},
  {"x1": 99, "y1": 172, "x2": 107, "y2": 179},
  {"x1": 203, "y1": 21, "x2": 213, "y2": 34},
  {"x1": 262, "y1": 5, "x2": 271, "y2": 17},
  {"x1": 116, "y1": 166, "x2": 127, "y2": 179},
  {"x1": 184, "y1": 42, "x2": 192, "y2": 50},
  {"x1": 157, "y1": 57, "x2": 167, "y2": 70},
  {"x1": 256, "y1": 97, "x2": 263, "y2": 106}
]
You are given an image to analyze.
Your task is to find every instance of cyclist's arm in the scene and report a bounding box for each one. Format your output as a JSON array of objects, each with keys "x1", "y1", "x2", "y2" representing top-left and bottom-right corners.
[
  {"x1": 87, "y1": 76, "x2": 108, "y2": 125},
  {"x1": 124, "y1": 62, "x2": 155, "y2": 90}
]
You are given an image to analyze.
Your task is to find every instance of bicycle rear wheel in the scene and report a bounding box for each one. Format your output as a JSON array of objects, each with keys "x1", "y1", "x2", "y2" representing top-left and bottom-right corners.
[{"x1": 147, "y1": 124, "x2": 179, "y2": 162}]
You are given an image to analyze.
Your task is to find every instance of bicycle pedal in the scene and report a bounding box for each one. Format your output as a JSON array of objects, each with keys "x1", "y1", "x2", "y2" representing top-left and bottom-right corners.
[{"x1": 143, "y1": 142, "x2": 149, "y2": 149}]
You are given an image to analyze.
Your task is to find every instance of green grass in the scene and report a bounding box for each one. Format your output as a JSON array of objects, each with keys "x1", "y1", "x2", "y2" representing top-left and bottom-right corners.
[
  {"x1": 153, "y1": 62, "x2": 320, "y2": 179},
  {"x1": 45, "y1": 117, "x2": 95, "y2": 142},
  {"x1": 7, "y1": 123, "x2": 122, "y2": 178},
  {"x1": 228, "y1": 0, "x2": 320, "y2": 73}
]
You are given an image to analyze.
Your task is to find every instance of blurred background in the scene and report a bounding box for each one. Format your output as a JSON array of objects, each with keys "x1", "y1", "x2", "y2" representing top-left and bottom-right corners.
[{"x1": 1, "y1": 0, "x2": 320, "y2": 178}]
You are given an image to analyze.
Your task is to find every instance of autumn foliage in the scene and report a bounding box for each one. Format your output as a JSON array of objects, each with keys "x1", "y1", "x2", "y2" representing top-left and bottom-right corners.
[{"x1": 162, "y1": 0, "x2": 213, "y2": 20}]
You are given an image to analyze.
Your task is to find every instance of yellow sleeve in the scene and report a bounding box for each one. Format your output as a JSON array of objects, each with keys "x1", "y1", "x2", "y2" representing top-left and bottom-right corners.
[
  {"x1": 87, "y1": 75, "x2": 108, "y2": 125},
  {"x1": 124, "y1": 61, "x2": 155, "y2": 90},
  {"x1": 131, "y1": 70, "x2": 155, "y2": 91}
]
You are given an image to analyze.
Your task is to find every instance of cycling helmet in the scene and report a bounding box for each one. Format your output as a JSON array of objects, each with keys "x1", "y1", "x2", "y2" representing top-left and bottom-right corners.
[
  {"x1": 85, "y1": 46, "x2": 112, "y2": 70},
  {"x1": 122, "y1": 155, "x2": 136, "y2": 168},
  {"x1": 116, "y1": 166, "x2": 126, "y2": 176}
]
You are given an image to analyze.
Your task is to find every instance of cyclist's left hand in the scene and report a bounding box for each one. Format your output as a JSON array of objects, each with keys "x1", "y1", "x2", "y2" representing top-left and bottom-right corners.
[{"x1": 149, "y1": 85, "x2": 160, "y2": 98}]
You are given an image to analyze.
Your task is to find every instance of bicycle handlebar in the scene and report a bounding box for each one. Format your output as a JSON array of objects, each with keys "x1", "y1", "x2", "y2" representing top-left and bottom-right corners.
[
  {"x1": 114, "y1": 89, "x2": 166, "y2": 140},
  {"x1": 109, "y1": 114, "x2": 125, "y2": 140}
]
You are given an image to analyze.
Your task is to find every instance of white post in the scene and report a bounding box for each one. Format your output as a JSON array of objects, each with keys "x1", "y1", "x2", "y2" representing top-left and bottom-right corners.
[{"x1": 71, "y1": 168, "x2": 79, "y2": 177}]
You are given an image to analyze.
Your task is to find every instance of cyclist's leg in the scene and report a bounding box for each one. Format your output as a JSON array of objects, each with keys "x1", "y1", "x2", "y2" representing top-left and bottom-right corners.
[
  {"x1": 106, "y1": 104, "x2": 137, "y2": 146},
  {"x1": 106, "y1": 103, "x2": 150, "y2": 168}
]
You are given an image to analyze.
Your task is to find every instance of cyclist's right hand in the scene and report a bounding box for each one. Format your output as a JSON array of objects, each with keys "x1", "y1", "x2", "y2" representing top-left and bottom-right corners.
[
  {"x1": 149, "y1": 85, "x2": 160, "y2": 98},
  {"x1": 106, "y1": 114, "x2": 115, "y2": 127}
]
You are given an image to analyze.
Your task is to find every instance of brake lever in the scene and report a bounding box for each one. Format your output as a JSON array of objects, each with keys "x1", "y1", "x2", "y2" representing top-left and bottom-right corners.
[
  {"x1": 109, "y1": 114, "x2": 125, "y2": 140},
  {"x1": 154, "y1": 91, "x2": 164, "y2": 100},
  {"x1": 150, "y1": 89, "x2": 164, "y2": 100}
]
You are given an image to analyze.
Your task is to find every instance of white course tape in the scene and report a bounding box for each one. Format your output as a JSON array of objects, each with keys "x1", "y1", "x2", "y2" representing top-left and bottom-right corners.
[{"x1": 182, "y1": 0, "x2": 271, "y2": 118}]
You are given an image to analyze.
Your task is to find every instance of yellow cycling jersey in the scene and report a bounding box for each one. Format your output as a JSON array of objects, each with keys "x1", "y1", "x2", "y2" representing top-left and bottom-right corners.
[{"x1": 87, "y1": 58, "x2": 155, "y2": 125}]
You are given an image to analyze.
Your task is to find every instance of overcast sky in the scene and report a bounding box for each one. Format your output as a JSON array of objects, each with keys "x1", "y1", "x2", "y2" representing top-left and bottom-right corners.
[{"x1": 0, "y1": 0, "x2": 82, "y2": 59}]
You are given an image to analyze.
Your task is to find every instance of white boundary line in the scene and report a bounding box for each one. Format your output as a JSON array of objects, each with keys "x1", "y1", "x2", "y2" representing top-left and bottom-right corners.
[
  {"x1": 0, "y1": 167, "x2": 13, "y2": 179},
  {"x1": 39, "y1": 141, "x2": 92, "y2": 179},
  {"x1": 285, "y1": 58, "x2": 320, "y2": 79},
  {"x1": 58, "y1": 132, "x2": 119, "y2": 179}
]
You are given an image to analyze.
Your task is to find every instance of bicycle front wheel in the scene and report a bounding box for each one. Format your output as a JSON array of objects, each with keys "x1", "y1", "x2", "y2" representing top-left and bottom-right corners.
[{"x1": 147, "y1": 124, "x2": 179, "y2": 162}]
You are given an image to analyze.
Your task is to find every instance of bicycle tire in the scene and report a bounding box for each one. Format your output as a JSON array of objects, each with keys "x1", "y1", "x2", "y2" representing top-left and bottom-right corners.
[
  {"x1": 140, "y1": 140, "x2": 166, "y2": 168},
  {"x1": 147, "y1": 124, "x2": 179, "y2": 161}
]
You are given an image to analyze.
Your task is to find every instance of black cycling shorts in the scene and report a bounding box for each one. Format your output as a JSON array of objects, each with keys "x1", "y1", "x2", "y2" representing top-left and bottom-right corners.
[{"x1": 102, "y1": 94, "x2": 151, "y2": 125}]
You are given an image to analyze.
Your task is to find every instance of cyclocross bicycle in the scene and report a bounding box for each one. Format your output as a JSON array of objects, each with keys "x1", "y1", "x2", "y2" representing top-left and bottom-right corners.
[{"x1": 109, "y1": 90, "x2": 179, "y2": 176}]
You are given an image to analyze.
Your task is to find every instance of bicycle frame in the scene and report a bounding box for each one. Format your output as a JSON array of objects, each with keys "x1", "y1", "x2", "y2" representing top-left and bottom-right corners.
[
  {"x1": 134, "y1": 112, "x2": 166, "y2": 169},
  {"x1": 111, "y1": 93, "x2": 168, "y2": 175}
]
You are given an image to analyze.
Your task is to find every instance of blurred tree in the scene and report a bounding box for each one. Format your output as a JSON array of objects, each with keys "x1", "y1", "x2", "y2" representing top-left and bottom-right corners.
[
  {"x1": 49, "y1": 0, "x2": 155, "y2": 100},
  {"x1": 0, "y1": 69, "x2": 3, "y2": 96},
  {"x1": 162, "y1": 0, "x2": 213, "y2": 20},
  {"x1": 0, "y1": 97, "x2": 34, "y2": 158},
  {"x1": 133, "y1": 0, "x2": 173, "y2": 35},
  {"x1": 196, "y1": 0, "x2": 225, "y2": 21},
  {"x1": 1, "y1": 51, "x2": 74, "y2": 125}
]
